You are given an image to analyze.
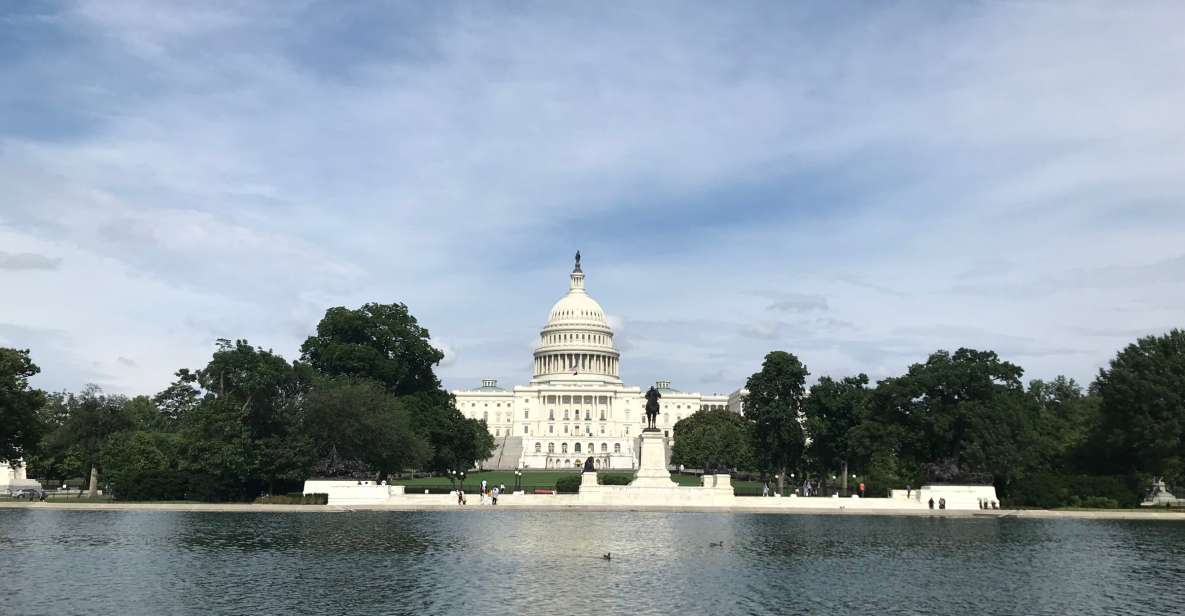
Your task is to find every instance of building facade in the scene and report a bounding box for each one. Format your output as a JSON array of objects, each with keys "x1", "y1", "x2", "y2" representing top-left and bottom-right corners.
[{"x1": 453, "y1": 256, "x2": 741, "y2": 470}]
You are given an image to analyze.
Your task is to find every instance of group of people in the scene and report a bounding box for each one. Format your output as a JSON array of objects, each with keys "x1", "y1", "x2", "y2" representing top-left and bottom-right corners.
[
  {"x1": 760, "y1": 480, "x2": 866, "y2": 498},
  {"x1": 455, "y1": 479, "x2": 507, "y2": 506}
]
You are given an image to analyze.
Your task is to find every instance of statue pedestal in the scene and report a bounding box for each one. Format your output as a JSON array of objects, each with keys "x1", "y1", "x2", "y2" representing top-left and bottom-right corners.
[
  {"x1": 581, "y1": 472, "x2": 598, "y2": 488},
  {"x1": 630, "y1": 430, "x2": 676, "y2": 488}
]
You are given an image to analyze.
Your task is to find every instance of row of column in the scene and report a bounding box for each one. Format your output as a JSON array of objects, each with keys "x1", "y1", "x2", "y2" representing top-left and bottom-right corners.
[{"x1": 535, "y1": 353, "x2": 617, "y2": 376}]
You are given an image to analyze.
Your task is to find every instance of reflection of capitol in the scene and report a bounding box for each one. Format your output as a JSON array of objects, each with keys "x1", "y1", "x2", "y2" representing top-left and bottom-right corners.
[{"x1": 454, "y1": 255, "x2": 744, "y2": 470}]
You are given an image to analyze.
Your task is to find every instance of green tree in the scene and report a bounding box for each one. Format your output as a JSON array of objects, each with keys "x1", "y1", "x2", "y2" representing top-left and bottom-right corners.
[
  {"x1": 304, "y1": 378, "x2": 430, "y2": 480},
  {"x1": 100, "y1": 430, "x2": 183, "y2": 498},
  {"x1": 179, "y1": 339, "x2": 313, "y2": 500},
  {"x1": 804, "y1": 373, "x2": 870, "y2": 492},
  {"x1": 0, "y1": 347, "x2": 46, "y2": 465},
  {"x1": 1094, "y1": 329, "x2": 1185, "y2": 484},
  {"x1": 299, "y1": 304, "x2": 493, "y2": 472},
  {"x1": 864, "y1": 348, "x2": 1036, "y2": 488},
  {"x1": 744, "y1": 351, "x2": 808, "y2": 494},
  {"x1": 300, "y1": 303, "x2": 444, "y2": 396},
  {"x1": 671, "y1": 408, "x2": 754, "y2": 471},
  {"x1": 401, "y1": 390, "x2": 495, "y2": 473},
  {"x1": 42, "y1": 386, "x2": 135, "y2": 496}
]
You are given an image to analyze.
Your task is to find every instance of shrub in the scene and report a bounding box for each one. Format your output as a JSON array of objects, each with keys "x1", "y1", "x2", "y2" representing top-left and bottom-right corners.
[
  {"x1": 1073, "y1": 496, "x2": 1121, "y2": 509},
  {"x1": 554, "y1": 475, "x2": 582, "y2": 493},
  {"x1": 110, "y1": 470, "x2": 189, "y2": 501},
  {"x1": 598, "y1": 474, "x2": 631, "y2": 486},
  {"x1": 1004, "y1": 473, "x2": 1143, "y2": 508}
]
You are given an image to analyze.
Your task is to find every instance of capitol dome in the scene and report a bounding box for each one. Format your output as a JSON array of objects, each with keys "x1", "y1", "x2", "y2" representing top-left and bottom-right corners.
[{"x1": 532, "y1": 253, "x2": 621, "y2": 383}]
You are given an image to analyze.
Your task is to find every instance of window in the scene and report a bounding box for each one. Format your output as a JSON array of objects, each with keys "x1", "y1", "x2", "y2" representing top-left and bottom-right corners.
[
  {"x1": 564, "y1": 425, "x2": 568, "y2": 434},
  {"x1": 523, "y1": 425, "x2": 529, "y2": 434},
  {"x1": 587, "y1": 443, "x2": 594, "y2": 454},
  {"x1": 601, "y1": 443, "x2": 608, "y2": 453},
  {"x1": 584, "y1": 410, "x2": 590, "y2": 420},
  {"x1": 625, "y1": 426, "x2": 630, "y2": 435},
  {"x1": 614, "y1": 443, "x2": 621, "y2": 453},
  {"x1": 600, "y1": 426, "x2": 605, "y2": 435},
  {"x1": 599, "y1": 410, "x2": 605, "y2": 421},
  {"x1": 575, "y1": 443, "x2": 582, "y2": 453},
  {"x1": 549, "y1": 409, "x2": 555, "y2": 420},
  {"x1": 564, "y1": 409, "x2": 570, "y2": 420},
  {"x1": 535, "y1": 443, "x2": 542, "y2": 453},
  {"x1": 548, "y1": 443, "x2": 555, "y2": 453},
  {"x1": 524, "y1": 411, "x2": 529, "y2": 419},
  {"x1": 549, "y1": 425, "x2": 554, "y2": 433},
  {"x1": 495, "y1": 429, "x2": 500, "y2": 436},
  {"x1": 483, "y1": 411, "x2": 488, "y2": 421},
  {"x1": 561, "y1": 443, "x2": 568, "y2": 453}
]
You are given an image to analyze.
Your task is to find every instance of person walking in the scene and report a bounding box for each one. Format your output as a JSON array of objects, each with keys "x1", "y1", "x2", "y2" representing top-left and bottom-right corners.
[
  {"x1": 492, "y1": 486, "x2": 499, "y2": 506},
  {"x1": 928, "y1": 497, "x2": 934, "y2": 510},
  {"x1": 762, "y1": 482, "x2": 770, "y2": 497},
  {"x1": 858, "y1": 482, "x2": 865, "y2": 498},
  {"x1": 906, "y1": 484, "x2": 912, "y2": 500}
]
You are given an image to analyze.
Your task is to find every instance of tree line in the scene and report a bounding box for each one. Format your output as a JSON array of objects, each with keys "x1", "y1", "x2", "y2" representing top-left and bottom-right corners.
[
  {"x1": 670, "y1": 329, "x2": 1185, "y2": 507},
  {"x1": 0, "y1": 303, "x2": 494, "y2": 501}
]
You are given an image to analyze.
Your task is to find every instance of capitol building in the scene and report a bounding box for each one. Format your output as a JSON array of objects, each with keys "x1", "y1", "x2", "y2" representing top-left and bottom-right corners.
[{"x1": 453, "y1": 255, "x2": 745, "y2": 470}]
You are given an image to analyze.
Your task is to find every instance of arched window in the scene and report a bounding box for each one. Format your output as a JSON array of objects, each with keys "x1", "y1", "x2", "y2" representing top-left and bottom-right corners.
[
  {"x1": 587, "y1": 443, "x2": 594, "y2": 454},
  {"x1": 600, "y1": 443, "x2": 608, "y2": 453},
  {"x1": 574, "y1": 443, "x2": 582, "y2": 453},
  {"x1": 614, "y1": 443, "x2": 621, "y2": 454},
  {"x1": 561, "y1": 443, "x2": 568, "y2": 453},
  {"x1": 548, "y1": 443, "x2": 555, "y2": 453},
  {"x1": 535, "y1": 443, "x2": 542, "y2": 453}
]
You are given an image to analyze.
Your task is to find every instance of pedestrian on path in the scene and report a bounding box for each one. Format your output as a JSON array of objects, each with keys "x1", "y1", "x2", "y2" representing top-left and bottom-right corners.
[{"x1": 492, "y1": 486, "x2": 499, "y2": 505}]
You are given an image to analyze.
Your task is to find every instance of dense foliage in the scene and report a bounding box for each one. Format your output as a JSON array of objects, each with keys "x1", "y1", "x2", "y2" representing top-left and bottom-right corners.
[
  {"x1": 662, "y1": 330, "x2": 1185, "y2": 507},
  {"x1": 671, "y1": 408, "x2": 754, "y2": 471},
  {"x1": 14, "y1": 302, "x2": 494, "y2": 502},
  {"x1": 0, "y1": 348, "x2": 46, "y2": 464}
]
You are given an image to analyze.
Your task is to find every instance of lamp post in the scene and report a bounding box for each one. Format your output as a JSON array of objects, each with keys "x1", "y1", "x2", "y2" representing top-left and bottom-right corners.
[{"x1": 514, "y1": 469, "x2": 523, "y2": 493}]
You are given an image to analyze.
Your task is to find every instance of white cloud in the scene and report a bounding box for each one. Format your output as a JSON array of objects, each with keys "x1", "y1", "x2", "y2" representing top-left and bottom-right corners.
[{"x1": 1, "y1": 1, "x2": 1183, "y2": 394}]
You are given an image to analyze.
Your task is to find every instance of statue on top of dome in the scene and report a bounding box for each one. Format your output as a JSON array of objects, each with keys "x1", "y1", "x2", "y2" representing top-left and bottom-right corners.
[
  {"x1": 644, "y1": 386, "x2": 661, "y2": 431},
  {"x1": 574, "y1": 250, "x2": 582, "y2": 272}
]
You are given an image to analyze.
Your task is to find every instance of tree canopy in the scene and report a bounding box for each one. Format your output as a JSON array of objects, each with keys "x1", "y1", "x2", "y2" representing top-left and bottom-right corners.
[
  {"x1": 671, "y1": 408, "x2": 753, "y2": 471},
  {"x1": 1094, "y1": 329, "x2": 1185, "y2": 482},
  {"x1": 743, "y1": 351, "x2": 808, "y2": 492},
  {"x1": 300, "y1": 303, "x2": 444, "y2": 396},
  {"x1": 0, "y1": 347, "x2": 45, "y2": 465}
]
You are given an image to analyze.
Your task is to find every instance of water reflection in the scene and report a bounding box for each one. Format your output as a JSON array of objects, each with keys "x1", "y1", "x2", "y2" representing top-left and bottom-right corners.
[{"x1": 2, "y1": 510, "x2": 1184, "y2": 615}]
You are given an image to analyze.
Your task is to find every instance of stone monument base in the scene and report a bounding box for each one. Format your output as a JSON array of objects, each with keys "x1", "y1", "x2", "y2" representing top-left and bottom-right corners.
[{"x1": 630, "y1": 430, "x2": 676, "y2": 488}]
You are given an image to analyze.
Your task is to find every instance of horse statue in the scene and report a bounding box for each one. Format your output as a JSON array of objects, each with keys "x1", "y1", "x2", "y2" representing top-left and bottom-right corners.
[{"x1": 644, "y1": 385, "x2": 661, "y2": 431}]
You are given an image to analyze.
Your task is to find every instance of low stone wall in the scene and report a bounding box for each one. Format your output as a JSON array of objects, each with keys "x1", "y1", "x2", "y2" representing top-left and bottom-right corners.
[{"x1": 306, "y1": 477, "x2": 999, "y2": 511}]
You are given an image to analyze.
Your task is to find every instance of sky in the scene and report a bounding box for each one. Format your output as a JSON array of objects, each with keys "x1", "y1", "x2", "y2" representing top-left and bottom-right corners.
[{"x1": 2, "y1": 0, "x2": 1184, "y2": 397}]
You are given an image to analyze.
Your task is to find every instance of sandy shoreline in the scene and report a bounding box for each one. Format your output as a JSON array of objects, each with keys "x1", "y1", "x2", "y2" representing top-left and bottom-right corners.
[{"x1": 3, "y1": 501, "x2": 1184, "y2": 520}]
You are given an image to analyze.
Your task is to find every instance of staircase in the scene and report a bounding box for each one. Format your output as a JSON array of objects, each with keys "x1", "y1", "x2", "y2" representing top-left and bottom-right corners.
[{"x1": 482, "y1": 435, "x2": 524, "y2": 470}]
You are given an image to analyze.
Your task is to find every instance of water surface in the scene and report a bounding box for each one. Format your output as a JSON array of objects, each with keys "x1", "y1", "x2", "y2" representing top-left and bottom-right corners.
[{"x1": 3, "y1": 509, "x2": 1183, "y2": 615}]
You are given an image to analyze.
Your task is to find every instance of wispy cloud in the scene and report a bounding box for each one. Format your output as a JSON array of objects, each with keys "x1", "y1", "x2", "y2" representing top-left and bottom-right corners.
[{"x1": 0, "y1": 251, "x2": 61, "y2": 271}]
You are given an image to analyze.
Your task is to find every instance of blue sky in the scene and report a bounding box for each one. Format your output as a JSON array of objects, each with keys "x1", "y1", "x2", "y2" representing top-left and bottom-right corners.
[{"x1": 2, "y1": 1, "x2": 1183, "y2": 397}]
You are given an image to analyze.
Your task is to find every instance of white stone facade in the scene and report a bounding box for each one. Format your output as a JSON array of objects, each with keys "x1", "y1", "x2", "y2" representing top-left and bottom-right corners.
[
  {"x1": 1, "y1": 460, "x2": 41, "y2": 493},
  {"x1": 453, "y1": 256, "x2": 740, "y2": 471}
]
